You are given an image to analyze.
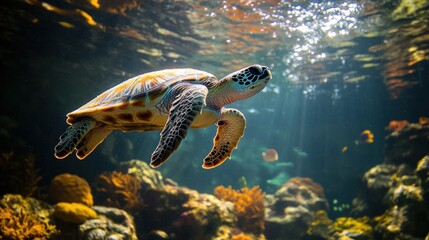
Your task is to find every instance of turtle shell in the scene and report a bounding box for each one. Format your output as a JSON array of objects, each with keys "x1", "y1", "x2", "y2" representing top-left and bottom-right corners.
[{"x1": 66, "y1": 68, "x2": 216, "y2": 125}]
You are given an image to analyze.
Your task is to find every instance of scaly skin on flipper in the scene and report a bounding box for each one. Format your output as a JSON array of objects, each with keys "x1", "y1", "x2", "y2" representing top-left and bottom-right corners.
[
  {"x1": 203, "y1": 108, "x2": 246, "y2": 169},
  {"x1": 75, "y1": 126, "x2": 112, "y2": 159},
  {"x1": 150, "y1": 83, "x2": 209, "y2": 168},
  {"x1": 54, "y1": 118, "x2": 96, "y2": 159}
]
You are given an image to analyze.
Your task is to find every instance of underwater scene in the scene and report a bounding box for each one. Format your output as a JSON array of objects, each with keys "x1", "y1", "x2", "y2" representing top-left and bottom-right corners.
[{"x1": 1, "y1": 0, "x2": 429, "y2": 239}]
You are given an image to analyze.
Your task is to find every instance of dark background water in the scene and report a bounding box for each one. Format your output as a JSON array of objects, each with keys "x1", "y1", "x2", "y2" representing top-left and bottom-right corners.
[{"x1": 1, "y1": 0, "x2": 428, "y2": 218}]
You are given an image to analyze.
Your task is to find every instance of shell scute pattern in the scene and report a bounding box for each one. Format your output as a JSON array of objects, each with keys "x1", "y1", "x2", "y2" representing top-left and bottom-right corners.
[{"x1": 66, "y1": 69, "x2": 214, "y2": 124}]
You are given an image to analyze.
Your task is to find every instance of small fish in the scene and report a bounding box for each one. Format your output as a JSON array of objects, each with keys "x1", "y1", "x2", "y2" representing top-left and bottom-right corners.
[
  {"x1": 358, "y1": 130, "x2": 374, "y2": 144},
  {"x1": 292, "y1": 147, "x2": 308, "y2": 159},
  {"x1": 262, "y1": 148, "x2": 278, "y2": 162},
  {"x1": 341, "y1": 146, "x2": 348, "y2": 153},
  {"x1": 275, "y1": 162, "x2": 294, "y2": 167},
  {"x1": 266, "y1": 172, "x2": 290, "y2": 187}
]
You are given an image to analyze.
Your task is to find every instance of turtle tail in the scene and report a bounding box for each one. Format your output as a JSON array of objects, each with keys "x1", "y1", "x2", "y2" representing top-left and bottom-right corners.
[{"x1": 54, "y1": 118, "x2": 96, "y2": 159}]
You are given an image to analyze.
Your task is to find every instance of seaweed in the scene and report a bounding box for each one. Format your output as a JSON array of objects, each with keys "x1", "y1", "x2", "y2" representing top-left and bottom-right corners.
[
  {"x1": 0, "y1": 152, "x2": 41, "y2": 197},
  {"x1": 93, "y1": 171, "x2": 143, "y2": 213}
]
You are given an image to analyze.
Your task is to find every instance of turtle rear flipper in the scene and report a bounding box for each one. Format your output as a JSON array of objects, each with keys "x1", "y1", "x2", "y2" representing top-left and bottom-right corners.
[
  {"x1": 150, "y1": 84, "x2": 209, "y2": 168},
  {"x1": 76, "y1": 126, "x2": 112, "y2": 159},
  {"x1": 54, "y1": 118, "x2": 96, "y2": 159},
  {"x1": 203, "y1": 108, "x2": 246, "y2": 169}
]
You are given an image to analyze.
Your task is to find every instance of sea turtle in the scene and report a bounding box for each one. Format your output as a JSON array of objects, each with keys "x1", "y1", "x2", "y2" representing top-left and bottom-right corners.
[{"x1": 54, "y1": 64, "x2": 272, "y2": 169}]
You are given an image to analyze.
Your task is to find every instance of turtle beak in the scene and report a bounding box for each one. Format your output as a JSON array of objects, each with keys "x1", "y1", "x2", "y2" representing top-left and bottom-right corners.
[
  {"x1": 260, "y1": 66, "x2": 272, "y2": 82},
  {"x1": 265, "y1": 67, "x2": 272, "y2": 81}
]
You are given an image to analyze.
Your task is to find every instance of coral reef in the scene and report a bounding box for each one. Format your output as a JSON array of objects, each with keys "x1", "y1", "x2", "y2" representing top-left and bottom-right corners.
[
  {"x1": 350, "y1": 123, "x2": 429, "y2": 239},
  {"x1": 141, "y1": 183, "x2": 236, "y2": 240},
  {"x1": 111, "y1": 160, "x2": 238, "y2": 239},
  {"x1": 8, "y1": 150, "x2": 428, "y2": 240},
  {"x1": 264, "y1": 177, "x2": 329, "y2": 240},
  {"x1": 0, "y1": 194, "x2": 58, "y2": 240},
  {"x1": 119, "y1": 159, "x2": 165, "y2": 191},
  {"x1": 305, "y1": 210, "x2": 333, "y2": 239},
  {"x1": 231, "y1": 233, "x2": 253, "y2": 240},
  {"x1": 174, "y1": 192, "x2": 237, "y2": 239},
  {"x1": 332, "y1": 217, "x2": 373, "y2": 240},
  {"x1": 384, "y1": 123, "x2": 429, "y2": 166},
  {"x1": 93, "y1": 170, "x2": 143, "y2": 213},
  {"x1": 386, "y1": 120, "x2": 409, "y2": 132},
  {"x1": 0, "y1": 207, "x2": 58, "y2": 240},
  {"x1": 49, "y1": 173, "x2": 93, "y2": 207},
  {"x1": 53, "y1": 202, "x2": 97, "y2": 224},
  {"x1": 78, "y1": 206, "x2": 138, "y2": 240},
  {"x1": 0, "y1": 194, "x2": 137, "y2": 240},
  {"x1": 214, "y1": 185, "x2": 265, "y2": 234},
  {"x1": 351, "y1": 164, "x2": 397, "y2": 216},
  {"x1": 0, "y1": 152, "x2": 41, "y2": 197},
  {"x1": 417, "y1": 155, "x2": 429, "y2": 200},
  {"x1": 352, "y1": 162, "x2": 428, "y2": 239}
]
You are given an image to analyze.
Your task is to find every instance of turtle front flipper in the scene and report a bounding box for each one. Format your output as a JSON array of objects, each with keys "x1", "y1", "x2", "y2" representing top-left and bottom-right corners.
[
  {"x1": 203, "y1": 108, "x2": 246, "y2": 169},
  {"x1": 54, "y1": 118, "x2": 97, "y2": 159},
  {"x1": 75, "y1": 126, "x2": 112, "y2": 159},
  {"x1": 150, "y1": 84, "x2": 209, "y2": 168}
]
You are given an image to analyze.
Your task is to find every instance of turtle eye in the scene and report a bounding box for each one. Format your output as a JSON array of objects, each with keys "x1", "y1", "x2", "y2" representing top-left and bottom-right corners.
[{"x1": 248, "y1": 66, "x2": 263, "y2": 75}]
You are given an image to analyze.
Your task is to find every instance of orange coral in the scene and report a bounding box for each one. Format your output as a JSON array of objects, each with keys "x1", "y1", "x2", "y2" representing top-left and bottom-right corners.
[
  {"x1": 419, "y1": 117, "x2": 429, "y2": 125},
  {"x1": 0, "y1": 207, "x2": 58, "y2": 239},
  {"x1": 49, "y1": 173, "x2": 93, "y2": 207},
  {"x1": 386, "y1": 120, "x2": 409, "y2": 132},
  {"x1": 93, "y1": 171, "x2": 143, "y2": 213},
  {"x1": 214, "y1": 186, "x2": 265, "y2": 234},
  {"x1": 231, "y1": 233, "x2": 253, "y2": 240}
]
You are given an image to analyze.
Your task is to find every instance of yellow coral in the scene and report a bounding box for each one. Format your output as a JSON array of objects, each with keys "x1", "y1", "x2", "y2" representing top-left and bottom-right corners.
[
  {"x1": 49, "y1": 173, "x2": 93, "y2": 207},
  {"x1": 307, "y1": 210, "x2": 333, "y2": 237},
  {"x1": 333, "y1": 217, "x2": 372, "y2": 237},
  {"x1": 0, "y1": 207, "x2": 58, "y2": 239},
  {"x1": 93, "y1": 171, "x2": 143, "y2": 213},
  {"x1": 214, "y1": 186, "x2": 265, "y2": 234},
  {"x1": 53, "y1": 202, "x2": 97, "y2": 224}
]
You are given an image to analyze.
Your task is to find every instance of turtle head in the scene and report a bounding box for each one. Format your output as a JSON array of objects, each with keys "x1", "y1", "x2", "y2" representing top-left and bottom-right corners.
[
  {"x1": 227, "y1": 64, "x2": 272, "y2": 98},
  {"x1": 208, "y1": 65, "x2": 272, "y2": 108}
]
